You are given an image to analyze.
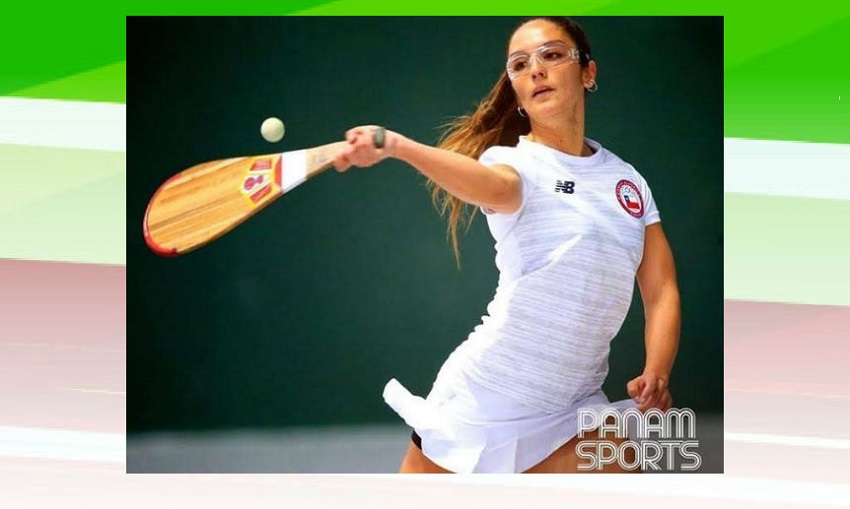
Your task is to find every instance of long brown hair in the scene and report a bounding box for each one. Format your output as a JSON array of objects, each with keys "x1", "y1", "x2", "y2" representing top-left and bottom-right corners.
[{"x1": 429, "y1": 17, "x2": 592, "y2": 266}]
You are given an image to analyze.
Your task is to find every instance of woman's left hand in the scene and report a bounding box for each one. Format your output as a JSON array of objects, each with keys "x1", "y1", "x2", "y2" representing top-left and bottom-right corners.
[{"x1": 627, "y1": 371, "x2": 672, "y2": 412}]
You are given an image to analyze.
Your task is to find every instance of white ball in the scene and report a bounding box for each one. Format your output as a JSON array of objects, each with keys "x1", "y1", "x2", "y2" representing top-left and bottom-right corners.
[{"x1": 260, "y1": 117, "x2": 285, "y2": 143}]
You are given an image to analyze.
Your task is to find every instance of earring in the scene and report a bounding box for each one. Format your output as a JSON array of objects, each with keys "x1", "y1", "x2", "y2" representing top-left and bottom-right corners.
[
  {"x1": 517, "y1": 106, "x2": 527, "y2": 118},
  {"x1": 586, "y1": 79, "x2": 598, "y2": 93}
]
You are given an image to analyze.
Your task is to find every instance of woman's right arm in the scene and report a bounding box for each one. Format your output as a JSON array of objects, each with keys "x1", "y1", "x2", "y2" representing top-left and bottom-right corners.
[{"x1": 333, "y1": 126, "x2": 522, "y2": 214}]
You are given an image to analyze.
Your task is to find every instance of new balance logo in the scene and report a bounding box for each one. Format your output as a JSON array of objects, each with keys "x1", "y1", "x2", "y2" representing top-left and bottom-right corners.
[{"x1": 555, "y1": 180, "x2": 575, "y2": 194}]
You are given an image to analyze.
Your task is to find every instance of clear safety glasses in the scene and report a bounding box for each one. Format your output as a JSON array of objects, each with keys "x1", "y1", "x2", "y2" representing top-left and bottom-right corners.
[{"x1": 506, "y1": 42, "x2": 582, "y2": 80}]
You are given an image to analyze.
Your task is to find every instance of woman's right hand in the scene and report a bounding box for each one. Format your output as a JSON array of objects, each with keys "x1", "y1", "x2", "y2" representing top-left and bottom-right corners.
[{"x1": 333, "y1": 125, "x2": 402, "y2": 172}]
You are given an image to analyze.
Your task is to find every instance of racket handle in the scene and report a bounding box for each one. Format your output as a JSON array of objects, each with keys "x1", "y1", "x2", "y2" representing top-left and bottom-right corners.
[{"x1": 305, "y1": 141, "x2": 349, "y2": 179}]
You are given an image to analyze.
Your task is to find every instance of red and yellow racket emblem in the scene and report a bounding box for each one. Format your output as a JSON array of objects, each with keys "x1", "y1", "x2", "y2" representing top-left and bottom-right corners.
[{"x1": 241, "y1": 157, "x2": 280, "y2": 205}]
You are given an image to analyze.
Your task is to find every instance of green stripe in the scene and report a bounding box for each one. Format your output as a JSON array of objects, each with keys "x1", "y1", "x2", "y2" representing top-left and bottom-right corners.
[
  {"x1": 293, "y1": 0, "x2": 619, "y2": 14},
  {"x1": 725, "y1": 15, "x2": 850, "y2": 144},
  {"x1": 9, "y1": 62, "x2": 126, "y2": 104}
]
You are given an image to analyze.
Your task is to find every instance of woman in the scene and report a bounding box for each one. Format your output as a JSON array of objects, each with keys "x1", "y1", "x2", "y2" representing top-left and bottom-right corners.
[{"x1": 332, "y1": 17, "x2": 680, "y2": 473}]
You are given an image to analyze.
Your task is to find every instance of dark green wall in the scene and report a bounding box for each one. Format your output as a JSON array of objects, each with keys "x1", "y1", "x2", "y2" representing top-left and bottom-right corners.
[{"x1": 128, "y1": 17, "x2": 722, "y2": 432}]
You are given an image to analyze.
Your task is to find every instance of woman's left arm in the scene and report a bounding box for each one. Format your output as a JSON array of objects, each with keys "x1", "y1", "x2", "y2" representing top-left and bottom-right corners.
[{"x1": 628, "y1": 222, "x2": 681, "y2": 411}]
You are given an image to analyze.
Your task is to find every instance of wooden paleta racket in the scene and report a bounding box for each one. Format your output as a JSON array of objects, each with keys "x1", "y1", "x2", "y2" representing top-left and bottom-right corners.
[{"x1": 144, "y1": 141, "x2": 347, "y2": 256}]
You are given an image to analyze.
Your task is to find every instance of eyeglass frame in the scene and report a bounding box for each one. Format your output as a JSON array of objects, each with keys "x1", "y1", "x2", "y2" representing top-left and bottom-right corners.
[{"x1": 505, "y1": 41, "x2": 585, "y2": 80}]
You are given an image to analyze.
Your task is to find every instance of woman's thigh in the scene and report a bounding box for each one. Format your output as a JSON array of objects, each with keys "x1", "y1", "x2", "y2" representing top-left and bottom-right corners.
[
  {"x1": 398, "y1": 430, "x2": 639, "y2": 474},
  {"x1": 523, "y1": 429, "x2": 639, "y2": 473},
  {"x1": 399, "y1": 440, "x2": 453, "y2": 473}
]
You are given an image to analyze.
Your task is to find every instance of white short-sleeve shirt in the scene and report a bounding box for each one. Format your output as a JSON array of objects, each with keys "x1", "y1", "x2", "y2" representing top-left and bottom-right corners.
[{"x1": 451, "y1": 136, "x2": 661, "y2": 412}]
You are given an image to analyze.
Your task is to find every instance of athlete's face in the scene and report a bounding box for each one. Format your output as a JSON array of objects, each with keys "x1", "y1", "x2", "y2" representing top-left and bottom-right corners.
[{"x1": 507, "y1": 20, "x2": 596, "y2": 120}]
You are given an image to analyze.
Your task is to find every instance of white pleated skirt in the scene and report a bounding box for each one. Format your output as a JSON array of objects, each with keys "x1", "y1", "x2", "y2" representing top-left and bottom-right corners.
[{"x1": 384, "y1": 355, "x2": 637, "y2": 473}]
